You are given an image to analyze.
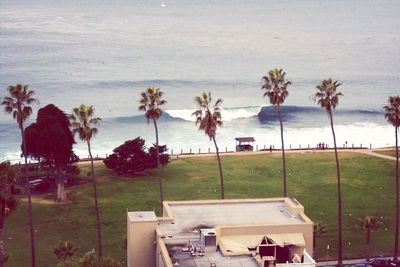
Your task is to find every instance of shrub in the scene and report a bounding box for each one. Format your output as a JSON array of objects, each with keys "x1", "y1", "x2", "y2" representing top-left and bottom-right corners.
[
  {"x1": 103, "y1": 137, "x2": 169, "y2": 175},
  {"x1": 57, "y1": 251, "x2": 122, "y2": 267},
  {"x1": 53, "y1": 241, "x2": 77, "y2": 261}
]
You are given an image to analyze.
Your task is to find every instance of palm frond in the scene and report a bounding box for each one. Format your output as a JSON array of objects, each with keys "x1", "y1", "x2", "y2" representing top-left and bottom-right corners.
[
  {"x1": 192, "y1": 92, "x2": 223, "y2": 139},
  {"x1": 261, "y1": 68, "x2": 291, "y2": 106},
  {"x1": 2, "y1": 84, "x2": 37, "y2": 125}
]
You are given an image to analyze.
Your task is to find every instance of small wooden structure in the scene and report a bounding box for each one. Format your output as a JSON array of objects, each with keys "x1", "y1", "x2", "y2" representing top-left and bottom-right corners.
[{"x1": 235, "y1": 137, "x2": 255, "y2": 152}]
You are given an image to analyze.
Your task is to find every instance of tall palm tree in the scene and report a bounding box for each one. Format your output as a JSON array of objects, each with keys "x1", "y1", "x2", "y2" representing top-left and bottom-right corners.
[
  {"x1": 313, "y1": 78, "x2": 343, "y2": 266},
  {"x1": 192, "y1": 92, "x2": 225, "y2": 199},
  {"x1": 355, "y1": 216, "x2": 382, "y2": 261},
  {"x1": 384, "y1": 95, "x2": 400, "y2": 260},
  {"x1": 261, "y1": 68, "x2": 291, "y2": 197},
  {"x1": 1, "y1": 84, "x2": 37, "y2": 267},
  {"x1": 69, "y1": 104, "x2": 103, "y2": 257},
  {"x1": 139, "y1": 87, "x2": 167, "y2": 214}
]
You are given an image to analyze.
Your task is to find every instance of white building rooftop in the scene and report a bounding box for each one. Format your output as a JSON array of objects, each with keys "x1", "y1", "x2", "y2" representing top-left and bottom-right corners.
[{"x1": 160, "y1": 198, "x2": 307, "y2": 236}]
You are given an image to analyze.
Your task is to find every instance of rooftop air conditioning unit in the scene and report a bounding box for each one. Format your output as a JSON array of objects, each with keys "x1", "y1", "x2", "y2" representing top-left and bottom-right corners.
[{"x1": 200, "y1": 228, "x2": 216, "y2": 250}]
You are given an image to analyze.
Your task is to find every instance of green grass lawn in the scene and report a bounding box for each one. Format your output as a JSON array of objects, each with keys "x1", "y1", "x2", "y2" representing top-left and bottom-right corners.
[{"x1": 4, "y1": 152, "x2": 398, "y2": 266}]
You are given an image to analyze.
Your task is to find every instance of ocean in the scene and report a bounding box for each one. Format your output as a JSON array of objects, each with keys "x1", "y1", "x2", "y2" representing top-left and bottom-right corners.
[{"x1": 1, "y1": 0, "x2": 399, "y2": 162}]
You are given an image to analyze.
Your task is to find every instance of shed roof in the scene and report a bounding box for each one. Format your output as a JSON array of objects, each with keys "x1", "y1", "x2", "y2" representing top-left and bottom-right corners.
[{"x1": 235, "y1": 137, "x2": 255, "y2": 142}]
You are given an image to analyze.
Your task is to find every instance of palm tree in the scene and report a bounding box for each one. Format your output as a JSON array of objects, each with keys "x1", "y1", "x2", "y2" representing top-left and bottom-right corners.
[
  {"x1": 139, "y1": 87, "x2": 167, "y2": 214},
  {"x1": 313, "y1": 78, "x2": 343, "y2": 266},
  {"x1": 355, "y1": 216, "x2": 382, "y2": 261},
  {"x1": 384, "y1": 95, "x2": 400, "y2": 260},
  {"x1": 1, "y1": 84, "x2": 37, "y2": 267},
  {"x1": 0, "y1": 161, "x2": 20, "y2": 265},
  {"x1": 69, "y1": 104, "x2": 103, "y2": 257},
  {"x1": 192, "y1": 92, "x2": 225, "y2": 199},
  {"x1": 261, "y1": 68, "x2": 291, "y2": 197}
]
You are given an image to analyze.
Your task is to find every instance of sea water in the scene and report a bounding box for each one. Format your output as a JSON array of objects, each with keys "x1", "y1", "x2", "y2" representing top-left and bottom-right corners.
[{"x1": 0, "y1": 0, "x2": 399, "y2": 162}]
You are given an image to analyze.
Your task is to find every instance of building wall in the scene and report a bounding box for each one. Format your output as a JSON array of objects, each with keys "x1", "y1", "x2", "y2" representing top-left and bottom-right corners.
[
  {"x1": 216, "y1": 223, "x2": 314, "y2": 256},
  {"x1": 156, "y1": 227, "x2": 174, "y2": 267},
  {"x1": 127, "y1": 212, "x2": 158, "y2": 267}
]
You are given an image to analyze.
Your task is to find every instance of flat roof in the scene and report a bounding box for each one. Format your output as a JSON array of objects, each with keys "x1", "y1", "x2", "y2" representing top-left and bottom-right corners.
[
  {"x1": 173, "y1": 249, "x2": 259, "y2": 267},
  {"x1": 235, "y1": 137, "x2": 255, "y2": 142},
  {"x1": 127, "y1": 211, "x2": 157, "y2": 222},
  {"x1": 160, "y1": 198, "x2": 306, "y2": 236}
]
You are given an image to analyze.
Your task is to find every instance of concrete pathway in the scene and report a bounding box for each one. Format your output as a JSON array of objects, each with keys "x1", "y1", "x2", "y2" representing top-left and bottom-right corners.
[{"x1": 354, "y1": 149, "x2": 397, "y2": 161}]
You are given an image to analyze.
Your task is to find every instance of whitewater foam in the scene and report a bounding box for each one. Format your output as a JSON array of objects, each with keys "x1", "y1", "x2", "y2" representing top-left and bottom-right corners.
[{"x1": 166, "y1": 106, "x2": 260, "y2": 122}]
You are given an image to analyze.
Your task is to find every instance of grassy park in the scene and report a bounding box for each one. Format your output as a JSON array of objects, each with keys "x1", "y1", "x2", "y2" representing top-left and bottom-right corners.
[{"x1": 3, "y1": 151, "x2": 398, "y2": 266}]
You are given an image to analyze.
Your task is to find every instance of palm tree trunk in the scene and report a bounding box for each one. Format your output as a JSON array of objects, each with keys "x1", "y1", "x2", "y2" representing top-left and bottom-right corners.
[
  {"x1": 153, "y1": 119, "x2": 164, "y2": 215},
  {"x1": 88, "y1": 141, "x2": 103, "y2": 257},
  {"x1": 277, "y1": 104, "x2": 287, "y2": 197},
  {"x1": 394, "y1": 126, "x2": 399, "y2": 260},
  {"x1": 212, "y1": 136, "x2": 224, "y2": 199},
  {"x1": 20, "y1": 125, "x2": 36, "y2": 267},
  {"x1": 329, "y1": 111, "x2": 343, "y2": 267}
]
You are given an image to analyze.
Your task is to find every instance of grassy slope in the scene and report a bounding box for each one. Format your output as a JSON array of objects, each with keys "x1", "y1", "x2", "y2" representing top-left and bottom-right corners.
[
  {"x1": 4, "y1": 152, "x2": 397, "y2": 266},
  {"x1": 374, "y1": 149, "x2": 397, "y2": 157}
]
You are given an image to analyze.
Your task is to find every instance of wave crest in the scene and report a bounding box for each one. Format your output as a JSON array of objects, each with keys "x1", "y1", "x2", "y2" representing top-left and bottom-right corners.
[{"x1": 166, "y1": 106, "x2": 260, "y2": 122}]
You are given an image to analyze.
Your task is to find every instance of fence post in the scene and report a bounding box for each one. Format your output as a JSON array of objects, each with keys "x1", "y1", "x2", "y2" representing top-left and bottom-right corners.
[
  {"x1": 256, "y1": 145, "x2": 258, "y2": 151},
  {"x1": 208, "y1": 148, "x2": 210, "y2": 153},
  {"x1": 290, "y1": 145, "x2": 292, "y2": 149},
  {"x1": 171, "y1": 149, "x2": 173, "y2": 155},
  {"x1": 190, "y1": 148, "x2": 192, "y2": 154},
  {"x1": 299, "y1": 144, "x2": 301, "y2": 149},
  {"x1": 199, "y1": 148, "x2": 201, "y2": 154},
  {"x1": 308, "y1": 144, "x2": 310, "y2": 149},
  {"x1": 352, "y1": 144, "x2": 354, "y2": 149},
  {"x1": 360, "y1": 144, "x2": 362, "y2": 148},
  {"x1": 181, "y1": 149, "x2": 183, "y2": 154},
  {"x1": 370, "y1": 143, "x2": 372, "y2": 149},
  {"x1": 225, "y1": 147, "x2": 227, "y2": 152}
]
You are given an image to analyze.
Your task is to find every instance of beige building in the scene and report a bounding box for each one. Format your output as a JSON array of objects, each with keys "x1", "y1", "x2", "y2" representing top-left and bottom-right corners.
[{"x1": 127, "y1": 198, "x2": 316, "y2": 267}]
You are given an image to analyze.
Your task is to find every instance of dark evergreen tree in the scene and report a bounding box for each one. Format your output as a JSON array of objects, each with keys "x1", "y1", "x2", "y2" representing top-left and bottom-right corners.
[
  {"x1": 24, "y1": 104, "x2": 75, "y2": 202},
  {"x1": 103, "y1": 138, "x2": 169, "y2": 175}
]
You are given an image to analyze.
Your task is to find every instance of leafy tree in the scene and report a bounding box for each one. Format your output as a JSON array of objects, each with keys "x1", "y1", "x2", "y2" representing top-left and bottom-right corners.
[
  {"x1": 0, "y1": 161, "x2": 21, "y2": 265},
  {"x1": 313, "y1": 222, "x2": 328, "y2": 249},
  {"x1": 53, "y1": 241, "x2": 78, "y2": 261},
  {"x1": 354, "y1": 216, "x2": 382, "y2": 261},
  {"x1": 192, "y1": 92, "x2": 225, "y2": 199},
  {"x1": 139, "y1": 86, "x2": 167, "y2": 214},
  {"x1": 1, "y1": 84, "x2": 37, "y2": 267},
  {"x1": 103, "y1": 137, "x2": 169, "y2": 175},
  {"x1": 146, "y1": 144, "x2": 169, "y2": 169},
  {"x1": 70, "y1": 104, "x2": 103, "y2": 256},
  {"x1": 313, "y1": 78, "x2": 343, "y2": 266},
  {"x1": 384, "y1": 95, "x2": 400, "y2": 260},
  {"x1": 104, "y1": 138, "x2": 147, "y2": 174},
  {"x1": 24, "y1": 104, "x2": 75, "y2": 202},
  {"x1": 261, "y1": 68, "x2": 291, "y2": 197}
]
